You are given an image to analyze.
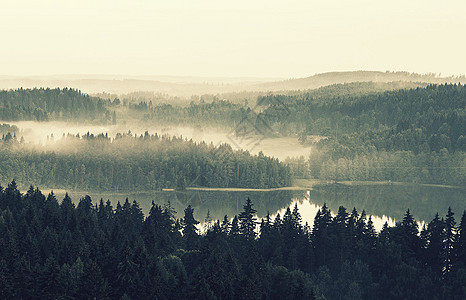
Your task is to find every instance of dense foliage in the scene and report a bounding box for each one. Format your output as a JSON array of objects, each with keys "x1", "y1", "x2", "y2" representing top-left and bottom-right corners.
[
  {"x1": 0, "y1": 88, "x2": 113, "y2": 122},
  {"x1": 130, "y1": 100, "x2": 245, "y2": 127},
  {"x1": 258, "y1": 84, "x2": 465, "y2": 151},
  {"x1": 125, "y1": 82, "x2": 425, "y2": 127},
  {"x1": 122, "y1": 84, "x2": 466, "y2": 186},
  {"x1": 0, "y1": 183, "x2": 465, "y2": 299},
  {"x1": 309, "y1": 149, "x2": 465, "y2": 186},
  {"x1": 0, "y1": 132, "x2": 291, "y2": 191},
  {"x1": 256, "y1": 84, "x2": 466, "y2": 185}
]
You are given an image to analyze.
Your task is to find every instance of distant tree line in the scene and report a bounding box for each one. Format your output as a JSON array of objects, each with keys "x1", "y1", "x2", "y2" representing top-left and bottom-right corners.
[
  {"x1": 123, "y1": 84, "x2": 466, "y2": 185},
  {"x1": 309, "y1": 148, "x2": 465, "y2": 186},
  {"x1": 0, "y1": 132, "x2": 291, "y2": 191},
  {"x1": 0, "y1": 88, "x2": 113, "y2": 123},
  {"x1": 0, "y1": 182, "x2": 465, "y2": 299},
  {"x1": 258, "y1": 84, "x2": 465, "y2": 152},
  {"x1": 256, "y1": 84, "x2": 466, "y2": 186},
  {"x1": 129, "y1": 99, "x2": 246, "y2": 127},
  {"x1": 126, "y1": 82, "x2": 424, "y2": 128}
]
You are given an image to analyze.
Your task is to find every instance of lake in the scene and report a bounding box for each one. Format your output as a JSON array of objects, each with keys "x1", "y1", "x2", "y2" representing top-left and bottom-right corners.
[{"x1": 50, "y1": 182, "x2": 465, "y2": 231}]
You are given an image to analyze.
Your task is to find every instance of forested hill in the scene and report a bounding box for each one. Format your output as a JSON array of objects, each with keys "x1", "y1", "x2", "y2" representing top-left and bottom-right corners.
[
  {"x1": 257, "y1": 84, "x2": 466, "y2": 186},
  {"x1": 254, "y1": 71, "x2": 466, "y2": 92},
  {"x1": 0, "y1": 132, "x2": 291, "y2": 190},
  {"x1": 127, "y1": 81, "x2": 427, "y2": 127},
  {"x1": 0, "y1": 184, "x2": 465, "y2": 299},
  {"x1": 2, "y1": 71, "x2": 463, "y2": 97},
  {"x1": 0, "y1": 88, "x2": 112, "y2": 122},
  {"x1": 258, "y1": 83, "x2": 465, "y2": 151}
]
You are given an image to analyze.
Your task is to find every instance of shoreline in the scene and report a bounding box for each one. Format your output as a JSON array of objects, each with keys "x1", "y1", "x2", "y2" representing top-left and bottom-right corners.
[{"x1": 37, "y1": 179, "x2": 465, "y2": 197}]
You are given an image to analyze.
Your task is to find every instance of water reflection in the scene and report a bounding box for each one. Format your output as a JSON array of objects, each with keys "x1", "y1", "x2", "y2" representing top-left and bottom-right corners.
[
  {"x1": 310, "y1": 183, "x2": 466, "y2": 224},
  {"x1": 52, "y1": 183, "x2": 464, "y2": 232},
  {"x1": 55, "y1": 189, "x2": 303, "y2": 222}
]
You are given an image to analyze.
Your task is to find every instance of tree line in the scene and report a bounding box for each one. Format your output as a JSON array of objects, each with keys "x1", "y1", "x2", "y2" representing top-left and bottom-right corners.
[
  {"x1": 122, "y1": 84, "x2": 466, "y2": 185},
  {"x1": 309, "y1": 148, "x2": 465, "y2": 186},
  {"x1": 125, "y1": 82, "x2": 424, "y2": 128},
  {"x1": 256, "y1": 84, "x2": 466, "y2": 185},
  {"x1": 0, "y1": 182, "x2": 465, "y2": 299},
  {"x1": 258, "y1": 83, "x2": 465, "y2": 152},
  {"x1": 128, "y1": 99, "x2": 246, "y2": 127},
  {"x1": 0, "y1": 132, "x2": 292, "y2": 191},
  {"x1": 0, "y1": 88, "x2": 113, "y2": 123}
]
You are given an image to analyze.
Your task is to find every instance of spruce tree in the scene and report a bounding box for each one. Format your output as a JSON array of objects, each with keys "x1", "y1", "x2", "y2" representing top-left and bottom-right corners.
[
  {"x1": 238, "y1": 198, "x2": 257, "y2": 239},
  {"x1": 453, "y1": 210, "x2": 466, "y2": 271},
  {"x1": 181, "y1": 205, "x2": 199, "y2": 250},
  {"x1": 443, "y1": 207, "x2": 456, "y2": 277}
]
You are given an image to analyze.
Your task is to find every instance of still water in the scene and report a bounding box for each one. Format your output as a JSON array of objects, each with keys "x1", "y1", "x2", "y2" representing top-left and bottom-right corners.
[{"x1": 52, "y1": 183, "x2": 465, "y2": 232}]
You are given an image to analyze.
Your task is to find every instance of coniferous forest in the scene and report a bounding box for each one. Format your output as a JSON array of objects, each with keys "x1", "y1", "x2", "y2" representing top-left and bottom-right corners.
[
  {"x1": 0, "y1": 88, "x2": 112, "y2": 123},
  {"x1": 0, "y1": 183, "x2": 465, "y2": 299},
  {"x1": 3, "y1": 0, "x2": 466, "y2": 298},
  {"x1": 122, "y1": 83, "x2": 466, "y2": 185},
  {"x1": 0, "y1": 77, "x2": 464, "y2": 300},
  {"x1": 0, "y1": 132, "x2": 291, "y2": 191}
]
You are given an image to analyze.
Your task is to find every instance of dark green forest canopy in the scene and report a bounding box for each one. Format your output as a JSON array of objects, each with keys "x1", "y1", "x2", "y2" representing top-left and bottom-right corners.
[
  {"x1": 0, "y1": 183, "x2": 465, "y2": 299},
  {"x1": 255, "y1": 84, "x2": 466, "y2": 186},
  {"x1": 126, "y1": 83, "x2": 465, "y2": 155},
  {"x1": 0, "y1": 132, "x2": 292, "y2": 191},
  {"x1": 126, "y1": 81, "x2": 428, "y2": 127},
  {"x1": 129, "y1": 99, "x2": 245, "y2": 127},
  {"x1": 0, "y1": 87, "x2": 112, "y2": 122},
  {"x1": 258, "y1": 84, "x2": 465, "y2": 151}
]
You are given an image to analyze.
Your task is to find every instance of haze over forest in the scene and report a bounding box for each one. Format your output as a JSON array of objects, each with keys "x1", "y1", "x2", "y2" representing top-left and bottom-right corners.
[
  {"x1": 1, "y1": 71, "x2": 465, "y2": 96},
  {"x1": 1, "y1": 0, "x2": 466, "y2": 299},
  {"x1": 1, "y1": 68, "x2": 465, "y2": 300}
]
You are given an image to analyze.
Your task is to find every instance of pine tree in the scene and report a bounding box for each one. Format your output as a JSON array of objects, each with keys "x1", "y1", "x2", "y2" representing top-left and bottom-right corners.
[
  {"x1": 238, "y1": 198, "x2": 257, "y2": 239},
  {"x1": 364, "y1": 216, "x2": 377, "y2": 249},
  {"x1": 230, "y1": 216, "x2": 240, "y2": 236},
  {"x1": 443, "y1": 207, "x2": 456, "y2": 277},
  {"x1": 456, "y1": 211, "x2": 466, "y2": 269},
  {"x1": 397, "y1": 209, "x2": 421, "y2": 259},
  {"x1": 181, "y1": 205, "x2": 199, "y2": 250},
  {"x1": 221, "y1": 215, "x2": 230, "y2": 234},
  {"x1": 37, "y1": 256, "x2": 63, "y2": 299},
  {"x1": 273, "y1": 213, "x2": 282, "y2": 230},
  {"x1": 424, "y1": 213, "x2": 444, "y2": 277},
  {"x1": 356, "y1": 210, "x2": 367, "y2": 239},
  {"x1": 312, "y1": 204, "x2": 332, "y2": 267},
  {"x1": 292, "y1": 203, "x2": 303, "y2": 232}
]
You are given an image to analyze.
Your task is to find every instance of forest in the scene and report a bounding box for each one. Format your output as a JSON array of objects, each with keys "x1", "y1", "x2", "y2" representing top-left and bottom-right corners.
[
  {"x1": 0, "y1": 84, "x2": 464, "y2": 187},
  {"x1": 257, "y1": 84, "x2": 465, "y2": 151},
  {"x1": 0, "y1": 132, "x2": 291, "y2": 191},
  {"x1": 122, "y1": 83, "x2": 466, "y2": 186},
  {"x1": 198, "y1": 85, "x2": 466, "y2": 185},
  {"x1": 123, "y1": 81, "x2": 426, "y2": 128},
  {"x1": 0, "y1": 88, "x2": 113, "y2": 123},
  {"x1": 0, "y1": 182, "x2": 465, "y2": 299},
  {"x1": 129, "y1": 99, "x2": 245, "y2": 127}
]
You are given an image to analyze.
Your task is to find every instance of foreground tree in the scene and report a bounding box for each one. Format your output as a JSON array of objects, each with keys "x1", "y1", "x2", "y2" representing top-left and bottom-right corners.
[
  {"x1": 238, "y1": 198, "x2": 257, "y2": 239},
  {"x1": 182, "y1": 205, "x2": 200, "y2": 250}
]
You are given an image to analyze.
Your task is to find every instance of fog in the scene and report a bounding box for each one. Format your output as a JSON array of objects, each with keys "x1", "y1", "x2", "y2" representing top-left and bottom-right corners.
[{"x1": 9, "y1": 121, "x2": 312, "y2": 160}]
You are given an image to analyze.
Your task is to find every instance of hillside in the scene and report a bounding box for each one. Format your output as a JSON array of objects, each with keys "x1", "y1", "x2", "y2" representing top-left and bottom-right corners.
[
  {"x1": 1, "y1": 71, "x2": 464, "y2": 97},
  {"x1": 253, "y1": 71, "x2": 466, "y2": 92},
  {"x1": 0, "y1": 88, "x2": 111, "y2": 122}
]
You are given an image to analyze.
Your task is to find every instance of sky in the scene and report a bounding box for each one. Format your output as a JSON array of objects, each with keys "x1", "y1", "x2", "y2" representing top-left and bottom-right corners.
[{"x1": 1, "y1": 0, "x2": 465, "y2": 78}]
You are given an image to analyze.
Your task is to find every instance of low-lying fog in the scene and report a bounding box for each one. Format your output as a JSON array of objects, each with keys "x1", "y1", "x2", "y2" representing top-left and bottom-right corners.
[{"x1": 8, "y1": 121, "x2": 312, "y2": 160}]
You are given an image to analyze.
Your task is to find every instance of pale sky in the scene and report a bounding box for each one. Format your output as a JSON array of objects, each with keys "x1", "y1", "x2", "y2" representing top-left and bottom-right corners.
[{"x1": 1, "y1": 0, "x2": 465, "y2": 78}]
